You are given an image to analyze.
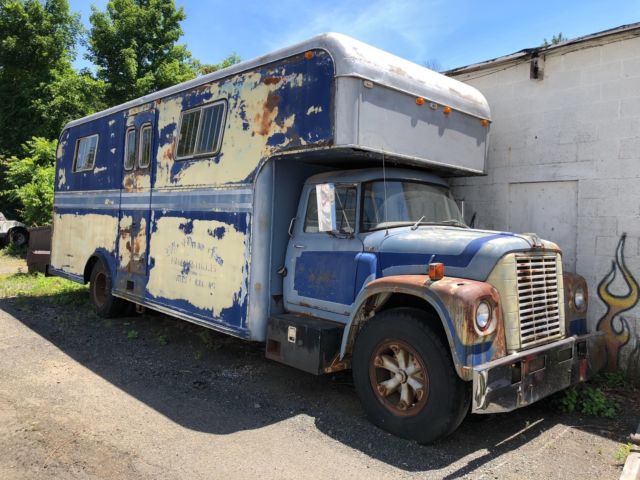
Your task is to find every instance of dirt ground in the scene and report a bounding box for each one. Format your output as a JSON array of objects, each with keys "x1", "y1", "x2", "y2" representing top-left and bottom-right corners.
[
  {"x1": 0, "y1": 255, "x2": 26, "y2": 274},
  {"x1": 0, "y1": 268, "x2": 638, "y2": 479}
]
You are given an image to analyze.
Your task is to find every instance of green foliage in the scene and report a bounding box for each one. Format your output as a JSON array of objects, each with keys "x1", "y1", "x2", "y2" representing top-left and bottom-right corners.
[
  {"x1": 127, "y1": 329, "x2": 139, "y2": 339},
  {"x1": 0, "y1": 272, "x2": 87, "y2": 299},
  {"x1": 599, "y1": 371, "x2": 630, "y2": 390},
  {"x1": 2, "y1": 137, "x2": 57, "y2": 225},
  {"x1": 614, "y1": 443, "x2": 633, "y2": 464},
  {"x1": 0, "y1": 0, "x2": 82, "y2": 154},
  {"x1": 88, "y1": 0, "x2": 198, "y2": 105},
  {"x1": 197, "y1": 53, "x2": 242, "y2": 75},
  {"x1": 551, "y1": 384, "x2": 619, "y2": 418},
  {"x1": 0, "y1": 244, "x2": 27, "y2": 258},
  {"x1": 542, "y1": 33, "x2": 568, "y2": 47}
]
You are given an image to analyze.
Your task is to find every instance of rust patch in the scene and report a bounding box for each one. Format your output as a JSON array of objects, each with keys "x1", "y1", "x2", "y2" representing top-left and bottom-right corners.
[
  {"x1": 262, "y1": 76, "x2": 282, "y2": 85},
  {"x1": 254, "y1": 92, "x2": 280, "y2": 136}
]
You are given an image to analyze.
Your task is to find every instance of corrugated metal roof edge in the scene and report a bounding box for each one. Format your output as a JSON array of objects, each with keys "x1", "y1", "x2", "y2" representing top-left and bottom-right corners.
[{"x1": 445, "y1": 22, "x2": 640, "y2": 76}]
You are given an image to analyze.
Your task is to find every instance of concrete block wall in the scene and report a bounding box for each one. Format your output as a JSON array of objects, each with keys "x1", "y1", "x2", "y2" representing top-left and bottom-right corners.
[{"x1": 449, "y1": 34, "x2": 640, "y2": 375}]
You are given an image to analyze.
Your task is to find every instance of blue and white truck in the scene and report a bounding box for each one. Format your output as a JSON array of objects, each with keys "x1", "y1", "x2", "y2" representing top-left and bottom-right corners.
[{"x1": 50, "y1": 33, "x2": 605, "y2": 443}]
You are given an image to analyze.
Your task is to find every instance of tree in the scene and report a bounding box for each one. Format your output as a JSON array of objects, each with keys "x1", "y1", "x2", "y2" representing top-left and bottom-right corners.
[
  {"x1": 0, "y1": 0, "x2": 82, "y2": 155},
  {"x1": 423, "y1": 58, "x2": 442, "y2": 73},
  {"x1": 197, "y1": 53, "x2": 242, "y2": 76},
  {"x1": 2, "y1": 137, "x2": 56, "y2": 226},
  {"x1": 542, "y1": 33, "x2": 568, "y2": 47},
  {"x1": 88, "y1": 0, "x2": 198, "y2": 106}
]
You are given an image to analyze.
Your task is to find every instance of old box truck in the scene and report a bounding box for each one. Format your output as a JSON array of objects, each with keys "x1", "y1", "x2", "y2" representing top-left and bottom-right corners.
[{"x1": 50, "y1": 33, "x2": 605, "y2": 443}]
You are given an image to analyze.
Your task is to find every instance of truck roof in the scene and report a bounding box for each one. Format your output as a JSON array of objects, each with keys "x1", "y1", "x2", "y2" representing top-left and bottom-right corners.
[{"x1": 64, "y1": 32, "x2": 490, "y2": 130}]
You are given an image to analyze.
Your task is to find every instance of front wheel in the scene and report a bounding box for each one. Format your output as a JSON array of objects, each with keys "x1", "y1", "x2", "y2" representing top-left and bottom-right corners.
[{"x1": 352, "y1": 308, "x2": 470, "y2": 443}]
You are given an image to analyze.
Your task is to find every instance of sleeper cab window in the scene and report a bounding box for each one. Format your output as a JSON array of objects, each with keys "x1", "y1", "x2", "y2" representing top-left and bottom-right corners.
[
  {"x1": 124, "y1": 127, "x2": 137, "y2": 171},
  {"x1": 176, "y1": 100, "x2": 227, "y2": 160},
  {"x1": 73, "y1": 134, "x2": 99, "y2": 172},
  {"x1": 139, "y1": 124, "x2": 152, "y2": 169},
  {"x1": 303, "y1": 185, "x2": 357, "y2": 234}
]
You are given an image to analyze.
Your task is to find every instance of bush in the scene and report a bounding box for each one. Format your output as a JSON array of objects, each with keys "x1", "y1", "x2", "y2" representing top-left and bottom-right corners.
[
  {"x1": 2, "y1": 137, "x2": 56, "y2": 226},
  {"x1": 550, "y1": 384, "x2": 619, "y2": 418}
]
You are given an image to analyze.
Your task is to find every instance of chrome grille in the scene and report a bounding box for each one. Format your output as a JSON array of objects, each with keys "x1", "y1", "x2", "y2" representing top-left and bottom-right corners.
[{"x1": 516, "y1": 253, "x2": 562, "y2": 347}]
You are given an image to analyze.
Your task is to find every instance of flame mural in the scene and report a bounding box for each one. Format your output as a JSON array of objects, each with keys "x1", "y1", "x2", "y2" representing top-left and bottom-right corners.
[{"x1": 596, "y1": 233, "x2": 639, "y2": 370}]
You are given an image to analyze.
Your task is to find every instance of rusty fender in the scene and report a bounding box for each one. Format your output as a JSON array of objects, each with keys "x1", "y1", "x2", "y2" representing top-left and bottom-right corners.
[{"x1": 341, "y1": 275, "x2": 507, "y2": 381}]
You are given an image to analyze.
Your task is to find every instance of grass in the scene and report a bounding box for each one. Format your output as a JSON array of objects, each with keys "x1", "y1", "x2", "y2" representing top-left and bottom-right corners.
[
  {"x1": 0, "y1": 244, "x2": 27, "y2": 258},
  {"x1": 614, "y1": 443, "x2": 633, "y2": 464},
  {"x1": 0, "y1": 272, "x2": 87, "y2": 301}
]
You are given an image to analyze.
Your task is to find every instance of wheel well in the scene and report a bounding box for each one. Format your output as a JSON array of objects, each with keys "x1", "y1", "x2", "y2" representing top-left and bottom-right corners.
[
  {"x1": 83, "y1": 256, "x2": 100, "y2": 284},
  {"x1": 349, "y1": 292, "x2": 450, "y2": 357},
  {"x1": 377, "y1": 293, "x2": 449, "y2": 348}
]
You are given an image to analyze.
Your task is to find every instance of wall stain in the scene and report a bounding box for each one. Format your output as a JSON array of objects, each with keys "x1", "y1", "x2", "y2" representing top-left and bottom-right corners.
[{"x1": 596, "y1": 233, "x2": 639, "y2": 370}]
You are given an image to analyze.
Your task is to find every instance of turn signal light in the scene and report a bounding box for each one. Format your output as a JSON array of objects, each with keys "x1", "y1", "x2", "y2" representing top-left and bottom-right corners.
[
  {"x1": 428, "y1": 262, "x2": 445, "y2": 281},
  {"x1": 443, "y1": 106, "x2": 452, "y2": 114},
  {"x1": 415, "y1": 97, "x2": 426, "y2": 105}
]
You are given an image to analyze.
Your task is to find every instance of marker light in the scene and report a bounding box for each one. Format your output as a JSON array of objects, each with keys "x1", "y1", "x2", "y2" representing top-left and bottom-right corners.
[
  {"x1": 428, "y1": 262, "x2": 445, "y2": 281},
  {"x1": 443, "y1": 106, "x2": 452, "y2": 114},
  {"x1": 480, "y1": 119, "x2": 490, "y2": 127},
  {"x1": 416, "y1": 97, "x2": 426, "y2": 105},
  {"x1": 304, "y1": 51, "x2": 314, "y2": 59}
]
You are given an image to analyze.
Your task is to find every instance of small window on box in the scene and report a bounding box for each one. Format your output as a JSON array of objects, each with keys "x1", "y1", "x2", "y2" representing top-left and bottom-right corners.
[
  {"x1": 124, "y1": 127, "x2": 136, "y2": 171},
  {"x1": 73, "y1": 134, "x2": 99, "y2": 172},
  {"x1": 139, "y1": 124, "x2": 152, "y2": 169},
  {"x1": 176, "y1": 100, "x2": 226, "y2": 159}
]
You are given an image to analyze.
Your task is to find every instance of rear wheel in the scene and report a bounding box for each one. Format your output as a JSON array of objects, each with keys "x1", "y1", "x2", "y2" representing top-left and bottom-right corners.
[
  {"x1": 9, "y1": 228, "x2": 28, "y2": 247},
  {"x1": 352, "y1": 307, "x2": 470, "y2": 443},
  {"x1": 89, "y1": 260, "x2": 126, "y2": 318}
]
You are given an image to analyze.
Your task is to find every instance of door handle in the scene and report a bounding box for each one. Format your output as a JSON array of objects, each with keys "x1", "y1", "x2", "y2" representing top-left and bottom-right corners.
[{"x1": 294, "y1": 244, "x2": 306, "y2": 249}]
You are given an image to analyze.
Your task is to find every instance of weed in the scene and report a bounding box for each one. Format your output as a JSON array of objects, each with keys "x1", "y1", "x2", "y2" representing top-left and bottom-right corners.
[
  {"x1": 158, "y1": 334, "x2": 168, "y2": 345},
  {"x1": 614, "y1": 443, "x2": 633, "y2": 464},
  {"x1": 550, "y1": 384, "x2": 618, "y2": 418},
  {"x1": 0, "y1": 244, "x2": 27, "y2": 258},
  {"x1": 194, "y1": 350, "x2": 203, "y2": 360},
  {"x1": 127, "y1": 330, "x2": 139, "y2": 340},
  {"x1": 599, "y1": 371, "x2": 629, "y2": 390},
  {"x1": 0, "y1": 272, "x2": 87, "y2": 300}
]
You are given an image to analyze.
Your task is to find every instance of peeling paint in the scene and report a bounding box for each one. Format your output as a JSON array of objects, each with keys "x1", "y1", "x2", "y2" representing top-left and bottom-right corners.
[
  {"x1": 50, "y1": 213, "x2": 119, "y2": 275},
  {"x1": 57, "y1": 168, "x2": 66, "y2": 189},
  {"x1": 306, "y1": 106, "x2": 323, "y2": 115},
  {"x1": 146, "y1": 216, "x2": 248, "y2": 316}
]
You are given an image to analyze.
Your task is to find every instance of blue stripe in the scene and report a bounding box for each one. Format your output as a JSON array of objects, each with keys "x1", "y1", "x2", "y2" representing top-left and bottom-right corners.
[
  {"x1": 380, "y1": 233, "x2": 513, "y2": 270},
  {"x1": 54, "y1": 188, "x2": 253, "y2": 213}
]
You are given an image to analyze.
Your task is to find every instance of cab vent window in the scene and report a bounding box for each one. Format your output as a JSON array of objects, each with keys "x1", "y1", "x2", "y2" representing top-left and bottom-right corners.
[
  {"x1": 73, "y1": 134, "x2": 99, "y2": 172},
  {"x1": 176, "y1": 100, "x2": 226, "y2": 159},
  {"x1": 124, "y1": 128, "x2": 136, "y2": 171}
]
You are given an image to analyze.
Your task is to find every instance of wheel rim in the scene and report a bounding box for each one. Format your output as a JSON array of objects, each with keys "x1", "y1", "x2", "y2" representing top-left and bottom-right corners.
[
  {"x1": 369, "y1": 339, "x2": 429, "y2": 416},
  {"x1": 93, "y1": 272, "x2": 108, "y2": 307}
]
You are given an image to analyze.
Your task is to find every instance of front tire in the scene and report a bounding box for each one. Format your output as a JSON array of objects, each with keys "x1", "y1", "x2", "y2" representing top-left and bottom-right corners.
[
  {"x1": 352, "y1": 307, "x2": 470, "y2": 443},
  {"x1": 89, "y1": 260, "x2": 126, "y2": 318}
]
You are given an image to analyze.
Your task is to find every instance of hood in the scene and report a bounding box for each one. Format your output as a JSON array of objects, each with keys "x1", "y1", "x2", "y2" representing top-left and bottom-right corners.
[{"x1": 365, "y1": 226, "x2": 560, "y2": 281}]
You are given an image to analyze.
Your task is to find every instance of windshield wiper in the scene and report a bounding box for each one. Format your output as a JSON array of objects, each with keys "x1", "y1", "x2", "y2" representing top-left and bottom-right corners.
[{"x1": 411, "y1": 216, "x2": 425, "y2": 230}]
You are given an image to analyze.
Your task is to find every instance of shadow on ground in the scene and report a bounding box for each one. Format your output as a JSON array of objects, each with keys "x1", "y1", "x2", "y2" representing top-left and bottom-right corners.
[{"x1": 1, "y1": 292, "x2": 634, "y2": 476}]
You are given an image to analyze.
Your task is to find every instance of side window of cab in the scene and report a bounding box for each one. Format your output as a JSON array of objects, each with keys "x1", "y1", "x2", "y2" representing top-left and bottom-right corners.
[{"x1": 303, "y1": 185, "x2": 357, "y2": 234}]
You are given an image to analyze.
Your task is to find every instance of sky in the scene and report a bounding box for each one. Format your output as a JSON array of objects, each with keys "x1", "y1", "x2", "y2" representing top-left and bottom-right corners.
[{"x1": 68, "y1": 0, "x2": 640, "y2": 72}]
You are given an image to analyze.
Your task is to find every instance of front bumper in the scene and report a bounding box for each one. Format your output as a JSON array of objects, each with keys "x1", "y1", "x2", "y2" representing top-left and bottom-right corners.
[{"x1": 472, "y1": 332, "x2": 606, "y2": 414}]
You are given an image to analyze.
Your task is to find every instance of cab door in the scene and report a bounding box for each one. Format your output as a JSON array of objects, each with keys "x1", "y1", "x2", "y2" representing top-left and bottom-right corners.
[
  {"x1": 116, "y1": 110, "x2": 155, "y2": 296},
  {"x1": 283, "y1": 183, "x2": 363, "y2": 318}
]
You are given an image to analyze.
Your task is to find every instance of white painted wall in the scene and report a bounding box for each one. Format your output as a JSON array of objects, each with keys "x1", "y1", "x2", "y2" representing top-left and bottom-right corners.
[{"x1": 450, "y1": 33, "x2": 640, "y2": 374}]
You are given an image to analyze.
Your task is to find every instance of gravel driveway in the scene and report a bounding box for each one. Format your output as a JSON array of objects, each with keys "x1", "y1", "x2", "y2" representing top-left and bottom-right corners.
[{"x1": 0, "y1": 284, "x2": 636, "y2": 479}]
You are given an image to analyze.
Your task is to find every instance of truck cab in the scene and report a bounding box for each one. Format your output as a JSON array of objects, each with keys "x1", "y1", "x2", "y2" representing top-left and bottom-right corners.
[{"x1": 266, "y1": 166, "x2": 606, "y2": 443}]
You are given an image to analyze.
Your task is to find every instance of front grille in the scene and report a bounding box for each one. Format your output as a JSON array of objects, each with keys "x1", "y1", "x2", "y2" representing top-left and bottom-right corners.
[{"x1": 516, "y1": 253, "x2": 562, "y2": 348}]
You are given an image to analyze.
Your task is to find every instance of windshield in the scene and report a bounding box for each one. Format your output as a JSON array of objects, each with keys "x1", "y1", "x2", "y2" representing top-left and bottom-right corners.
[{"x1": 361, "y1": 180, "x2": 464, "y2": 231}]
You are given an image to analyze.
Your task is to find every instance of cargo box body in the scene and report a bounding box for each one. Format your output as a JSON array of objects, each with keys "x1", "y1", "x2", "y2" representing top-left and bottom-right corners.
[{"x1": 50, "y1": 33, "x2": 490, "y2": 341}]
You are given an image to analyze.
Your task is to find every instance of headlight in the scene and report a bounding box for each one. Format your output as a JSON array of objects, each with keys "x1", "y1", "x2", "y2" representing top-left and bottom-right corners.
[
  {"x1": 574, "y1": 286, "x2": 585, "y2": 311},
  {"x1": 476, "y1": 301, "x2": 491, "y2": 330}
]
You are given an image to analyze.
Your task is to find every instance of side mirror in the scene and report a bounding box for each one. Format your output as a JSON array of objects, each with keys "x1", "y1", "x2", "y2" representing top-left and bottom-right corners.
[{"x1": 316, "y1": 183, "x2": 337, "y2": 232}]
